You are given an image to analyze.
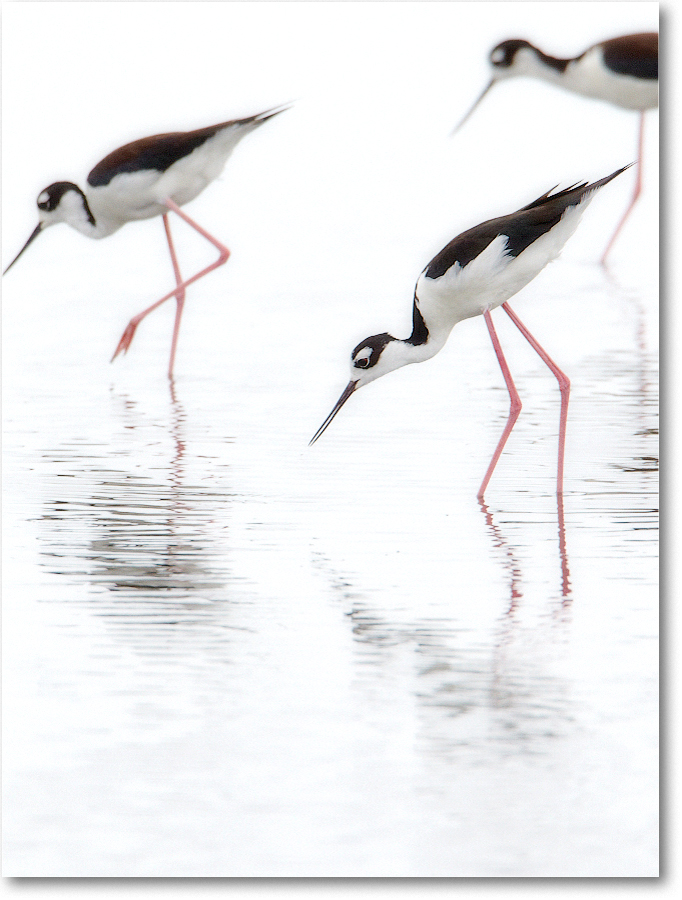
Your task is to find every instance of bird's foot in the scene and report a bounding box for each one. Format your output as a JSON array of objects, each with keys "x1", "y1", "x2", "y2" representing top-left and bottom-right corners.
[{"x1": 111, "y1": 319, "x2": 140, "y2": 361}]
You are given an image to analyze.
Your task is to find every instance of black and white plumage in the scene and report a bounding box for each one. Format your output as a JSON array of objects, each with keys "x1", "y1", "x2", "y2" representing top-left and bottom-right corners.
[
  {"x1": 453, "y1": 33, "x2": 658, "y2": 131},
  {"x1": 310, "y1": 166, "x2": 629, "y2": 497},
  {"x1": 452, "y1": 33, "x2": 658, "y2": 264},
  {"x1": 3, "y1": 105, "x2": 289, "y2": 377}
]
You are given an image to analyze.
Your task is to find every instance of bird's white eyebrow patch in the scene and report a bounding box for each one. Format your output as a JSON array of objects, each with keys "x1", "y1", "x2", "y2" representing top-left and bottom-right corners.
[
  {"x1": 38, "y1": 191, "x2": 49, "y2": 205},
  {"x1": 354, "y1": 347, "x2": 373, "y2": 364},
  {"x1": 491, "y1": 47, "x2": 505, "y2": 63}
]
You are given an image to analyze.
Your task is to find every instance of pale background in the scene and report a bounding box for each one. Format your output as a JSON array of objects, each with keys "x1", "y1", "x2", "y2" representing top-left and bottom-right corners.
[{"x1": 1, "y1": 0, "x2": 672, "y2": 893}]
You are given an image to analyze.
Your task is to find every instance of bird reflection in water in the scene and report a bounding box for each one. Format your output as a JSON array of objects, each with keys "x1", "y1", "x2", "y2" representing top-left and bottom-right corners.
[
  {"x1": 478, "y1": 492, "x2": 572, "y2": 615},
  {"x1": 311, "y1": 544, "x2": 574, "y2": 756},
  {"x1": 601, "y1": 265, "x2": 656, "y2": 420},
  {"x1": 37, "y1": 381, "x2": 242, "y2": 657}
]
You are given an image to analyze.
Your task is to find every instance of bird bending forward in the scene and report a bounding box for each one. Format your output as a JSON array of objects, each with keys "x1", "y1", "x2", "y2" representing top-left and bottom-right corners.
[
  {"x1": 452, "y1": 33, "x2": 657, "y2": 263},
  {"x1": 3, "y1": 105, "x2": 290, "y2": 378},
  {"x1": 310, "y1": 166, "x2": 629, "y2": 497}
]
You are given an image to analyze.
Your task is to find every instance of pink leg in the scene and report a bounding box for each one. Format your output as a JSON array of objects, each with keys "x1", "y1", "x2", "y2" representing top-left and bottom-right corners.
[
  {"x1": 163, "y1": 214, "x2": 185, "y2": 380},
  {"x1": 502, "y1": 302, "x2": 570, "y2": 496},
  {"x1": 601, "y1": 111, "x2": 645, "y2": 265},
  {"x1": 111, "y1": 198, "x2": 231, "y2": 366},
  {"x1": 478, "y1": 310, "x2": 523, "y2": 499}
]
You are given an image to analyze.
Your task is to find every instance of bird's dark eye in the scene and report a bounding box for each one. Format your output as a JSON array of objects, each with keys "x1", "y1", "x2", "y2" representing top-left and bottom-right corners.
[
  {"x1": 491, "y1": 47, "x2": 508, "y2": 66},
  {"x1": 37, "y1": 190, "x2": 60, "y2": 212},
  {"x1": 355, "y1": 357, "x2": 370, "y2": 369}
]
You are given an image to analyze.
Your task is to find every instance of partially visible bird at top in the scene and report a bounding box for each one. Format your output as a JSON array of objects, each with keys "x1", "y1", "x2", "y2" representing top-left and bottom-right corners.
[{"x1": 451, "y1": 33, "x2": 658, "y2": 264}]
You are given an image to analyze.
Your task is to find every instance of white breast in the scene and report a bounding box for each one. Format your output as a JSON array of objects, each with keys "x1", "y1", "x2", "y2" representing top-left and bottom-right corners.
[{"x1": 87, "y1": 170, "x2": 168, "y2": 231}]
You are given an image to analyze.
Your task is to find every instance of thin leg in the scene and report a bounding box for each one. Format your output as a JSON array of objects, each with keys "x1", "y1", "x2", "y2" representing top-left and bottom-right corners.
[
  {"x1": 478, "y1": 309, "x2": 522, "y2": 499},
  {"x1": 601, "y1": 111, "x2": 645, "y2": 265},
  {"x1": 164, "y1": 214, "x2": 185, "y2": 380},
  {"x1": 502, "y1": 302, "x2": 570, "y2": 496},
  {"x1": 111, "y1": 198, "x2": 231, "y2": 365}
]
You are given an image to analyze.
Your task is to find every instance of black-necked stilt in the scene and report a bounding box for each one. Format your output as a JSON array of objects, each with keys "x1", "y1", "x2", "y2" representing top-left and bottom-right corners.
[
  {"x1": 310, "y1": 165, "x2": 630, "y2": 497},
  {"x1": 3, "y1": 105, "x2": 289, "y2": 378},
  {"x1": 452, "y1": 33, "x2": 658, "y2": 264}
]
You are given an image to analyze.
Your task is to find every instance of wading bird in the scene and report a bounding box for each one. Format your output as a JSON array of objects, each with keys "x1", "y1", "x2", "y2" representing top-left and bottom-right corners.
[
  {"x1": 4, "y1": 106, "x2": 289, "y2": 378},
  {"x1": 310, "y1": 166, "x2": 629, "y2": 497},
  {"x1": 452, "y1": 33, "x2": 657, "y2": 264}
]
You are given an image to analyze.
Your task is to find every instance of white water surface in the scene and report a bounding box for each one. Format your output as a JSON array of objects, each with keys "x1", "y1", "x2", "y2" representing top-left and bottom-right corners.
[{"x1": 2, "y1": 1, "x2": 658, "y2": 879}]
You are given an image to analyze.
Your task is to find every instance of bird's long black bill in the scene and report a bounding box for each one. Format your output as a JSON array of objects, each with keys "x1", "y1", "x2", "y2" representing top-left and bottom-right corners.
[
  {"x1": 3, "y1": 223, "x2": 43, "y2": 275},
  {"x1": 309, "y1": 380, "x2": 358, "y2": 446},
  {"x1": 450, "y1": 79, "x2": 495, "y2": 136}
]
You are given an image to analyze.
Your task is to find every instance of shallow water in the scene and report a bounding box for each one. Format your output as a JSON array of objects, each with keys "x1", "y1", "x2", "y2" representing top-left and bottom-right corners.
[{"x1": 2, "y1": 247, "x2": 658, "y2": 876}]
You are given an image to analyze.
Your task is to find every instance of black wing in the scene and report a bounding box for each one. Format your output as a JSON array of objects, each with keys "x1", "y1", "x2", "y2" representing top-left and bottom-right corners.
[
  {"x1": 423, "y1": 167, "x2": 631, "y2": 279},
  {"x1": 87, "y1": 108, "x2": 286, "y2": 188},
  {"x1": 598, "y1": 33, "x2": 658, "y2": 80}
]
